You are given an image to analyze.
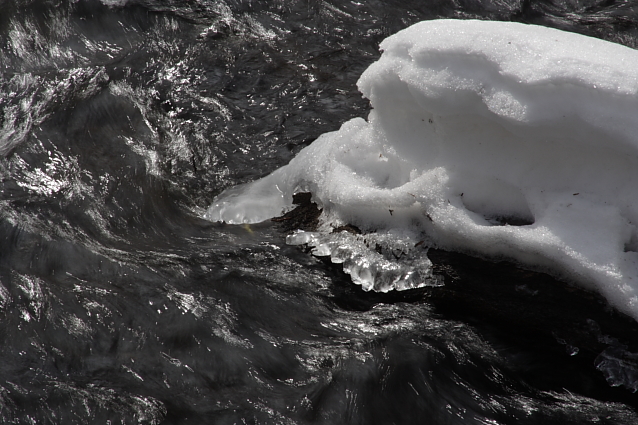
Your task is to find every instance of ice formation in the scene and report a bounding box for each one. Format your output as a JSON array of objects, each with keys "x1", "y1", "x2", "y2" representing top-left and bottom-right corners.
[
  {"x1": 205, "y1": 19, "x2": 638, "y2": 320},
  {"x1": 285, "y1": 229, "x2": 441, "y2": 292}
]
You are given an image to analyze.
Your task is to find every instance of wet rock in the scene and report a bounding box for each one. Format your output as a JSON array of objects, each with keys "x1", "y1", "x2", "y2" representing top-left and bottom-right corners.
[{"x1": 271, "y1": 192, "x2": 321, "y2": 232}]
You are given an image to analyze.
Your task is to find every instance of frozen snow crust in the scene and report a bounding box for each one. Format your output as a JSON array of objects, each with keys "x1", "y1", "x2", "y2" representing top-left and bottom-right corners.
[{"x1": 206, "y1": 19, "x2": 638, "y2": 320}]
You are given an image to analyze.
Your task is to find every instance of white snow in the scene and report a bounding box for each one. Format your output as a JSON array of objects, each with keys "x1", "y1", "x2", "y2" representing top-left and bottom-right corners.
[{"x1": 205, "y1": 19, "x2": 638, "y2": 320}]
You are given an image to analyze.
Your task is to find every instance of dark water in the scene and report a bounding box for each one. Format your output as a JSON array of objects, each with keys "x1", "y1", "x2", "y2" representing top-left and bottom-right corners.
[{"x1": 1, "y1": 0, "x2": 638, "y2": 423}]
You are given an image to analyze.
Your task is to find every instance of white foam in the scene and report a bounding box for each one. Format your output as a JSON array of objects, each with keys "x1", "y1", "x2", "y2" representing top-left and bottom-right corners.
[{"x1": 205, "y1": 19, "x2": 638, "y2": 320}]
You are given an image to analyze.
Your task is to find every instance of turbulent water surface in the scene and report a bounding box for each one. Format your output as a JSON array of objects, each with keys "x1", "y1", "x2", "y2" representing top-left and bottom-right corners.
[{"x1": 1, "y1": 0, "x2": 638, "y2": 423}]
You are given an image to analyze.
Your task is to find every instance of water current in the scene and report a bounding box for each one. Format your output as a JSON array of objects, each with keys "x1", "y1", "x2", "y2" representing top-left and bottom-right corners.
[{"x1": 1, "y1": 0, "x2": 638, "y2": 423}]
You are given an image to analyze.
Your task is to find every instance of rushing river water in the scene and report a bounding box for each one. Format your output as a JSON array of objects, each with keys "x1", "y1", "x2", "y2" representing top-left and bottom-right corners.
[{"x1": 1, "y1": 1, "x2": 638, "y2": 423}]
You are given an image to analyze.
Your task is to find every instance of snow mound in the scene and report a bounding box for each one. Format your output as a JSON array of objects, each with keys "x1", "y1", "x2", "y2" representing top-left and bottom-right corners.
[{"x1": 205, "y1": 19, "x2": 638, "y2": 320}]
